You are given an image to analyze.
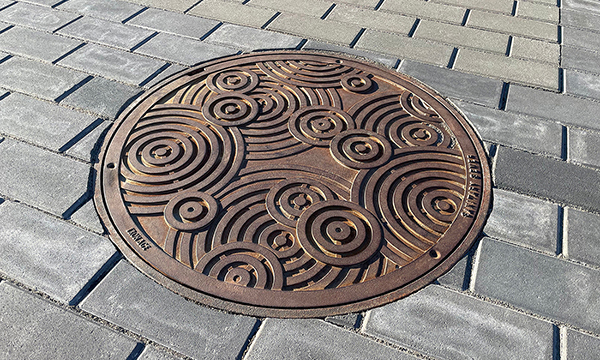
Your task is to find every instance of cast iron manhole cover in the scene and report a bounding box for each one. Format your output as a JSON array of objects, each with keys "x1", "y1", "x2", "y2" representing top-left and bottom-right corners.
[{"x1": 95, "y1": 51, "x2": 491, "y2": 317}]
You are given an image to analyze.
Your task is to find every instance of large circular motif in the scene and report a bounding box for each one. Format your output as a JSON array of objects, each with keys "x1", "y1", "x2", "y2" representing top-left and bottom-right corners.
[{"x1": 96, "y1": 51, "x2": 491, "y2": 318}]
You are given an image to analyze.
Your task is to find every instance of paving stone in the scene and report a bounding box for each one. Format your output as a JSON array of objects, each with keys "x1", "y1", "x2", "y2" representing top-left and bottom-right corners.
[
  {"x1": 325, "y1": 313, "x2": 361, "y2": 328},
  {"x1": 495, "y1": 146, "x2": 600, "y2": 212},
  {"x1": 511, "y1": 36, "x2": 560, "y2": 64},
  {"x1": 127, "y1": 7, "x2": 219, "y2": 39},
  {"x1": 364, "y1": 285, "x2": 554, "y2": 360},
  {"x1": 66, "y1": 120, "x2": 111, "y2": 162},
  {"x1": 454, "y1": 49, "x2": 558, "y2": 90},
  {"x1": 336, "y1": 0, "x2": 379, "y2": 7},
  {"x1": 0, "y1": 25, "x2": 82, "y2": 63},
  {"x1": 356, "y1": 30, "x2": 454, "y2": 66},
  {"x1": 0, "y1": 92, "x2": 99, "y2": 151},
  {"x1": 415, "y1": 20, "x2": 509, "y2": 54},
  {"x1": 19, "y1": 0, "x2": 63, "y2": 6},
  {"x1": 563, "y1": 27, "x2": 600, "y2": 52},
  {"x1": 138, "y1": 347, "x2": 180, "y2": 360},
  {"x1": 0, "y1": 56, "x2": 88, "y2": 101},
  {"x1": 474, "y1": 237, "x2": 600, "y2": 333},
  {"x1": 57, "y1": 0, "x2": 144, "y2": 22},
  {"x1": 0, "y1": 139, "x2": 90, "y2": 216},
  {"x1": 399, "y1": 60, "x2": 503, "y2": 107},
  {"x1": 269, "y1": 13, "x2": 362, "y2": 46},
  {"x1": 453, "y1": 100, "x2": 563, "y2": 156},
  {"x1": 433, "y1": 0, "x2": 513, "y2": 13},
  {"x1": 59, "y1": 44, "x2": 166, "y2": 85},
  {"x1": 248, "y1": 0, "x2": 333, "y2": 17},
  {"x1": 563, "y1": 0, "x2": 600, "y2": 15},
  {"x1": 246, "y1": 319, "x2": 415, "y2": 360},
  {"x1": 70, "y1": 198, "x2": 105, "y2": 233},
  {"x1": 380, "y1": 0, "x2": 464, "y2": 24},
  {"x1": 0, "y1": 201, "x2": 116, "y2": 302},
  {"x1": 436, "y1": 251, "x2": 471, "y2": 290},
  {"x1": 141, "y1": 63, "x2": 186, "y2": 89},
  {"x1": 188, "y1": 0, "x2": 276, "y2": 28},
  {"x1": 125, "y1": 0, "x2": 198, "y2": 12},
  {"x1": 80, "y1": 260, "x2": 258, "y2": 360},
  {"x1": 566, "y1": 70, "x2": 600, "y2": 101},
  {"x1": 205, "y1": 23, "x2": 302, "y2": 51},
  {"x1": 484, "y1": 189, "x2": 558, "y2": 253},
  {"x1": 0, "y1": 283, "x2": 137, "y2": 358},
  {"x1": 561, "y1": 9, "x2": 600, "y2": 32},
  {"x1": 569, "y1": 127, "x2": 600, "y2": 168},
  {"x1": 58, "y1": 16, "x2": 154, "y2": 50},
  {"x1": 324, "y1": 4, "x2": 415, "y2": 34},
  {"x1": 564, "y1": 46, "x2": 600, "y2": 75},
  {"x1": 0, "y1": 2, "x2": 79, "y2": 32},
  {"x1": 506, "y1": 85, "x2": 600, "y2": 130},
  {"x1": 303, "y1": 40, "x2": 398, "y2": 68},
  {"x1": 517, "y1": 1, "x2": 559, "y2": 23},
  {"x1": 566, "y1": 208, "x2": 600, "y2": 267},
  {"x1": 135, "y1": 32, "x2": 237, "y2": 66},
  {"x1": 567, "y1": 329, "x2": 600, "y2": 360},
  {"x1": 468, "y1": 10, "x2": 557, "y2": 41},
  {"x1": 61, "y1": 77, "x2": 141, "y2": 119}
]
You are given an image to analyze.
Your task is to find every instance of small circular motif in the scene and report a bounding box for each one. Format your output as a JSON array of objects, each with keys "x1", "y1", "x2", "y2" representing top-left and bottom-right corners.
[
  {"x1": 341, "y1": 73, "x2": 373, "y2": 93},
  {"x1": 202, "y1": 92, "x2": 259, "y2": 126},
  {"x1": 164, "y1": 190, "x2": 219, "y2": 231},
  {"x1": 330, "y1": 129, "x2": 392, "y2": 169},
  {"x1": 288, "y1": 105, "x2": 355, "y2": 146},
  {"x1": 206, "y1": 67, "x2": 259, "y2": 93}
]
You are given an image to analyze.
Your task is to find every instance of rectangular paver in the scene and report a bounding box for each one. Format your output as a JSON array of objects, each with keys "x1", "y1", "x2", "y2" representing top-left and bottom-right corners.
[
  {"x1": 506, "y1": 85, "x2": 600, "y2": 130},
  {"x1": 0, "y1": 2, "x2": 79, "y2": 32},
  {"x1": 400, "y1": 60, "x2": 502, "y2": 107},
  {"x1": 80, "y1": 260, "x2": 258, "y2": 360},
  {"x1": 325, "y1": 4, "x2": 415, "y2": 34},
  {"x1": 563, "y1": 45, "x2": 600, "y2": 74},
  {"x1": 415, "y1": 20, "x2": 509, "y2": 54},
  {"x1": 483, "y1": 189, "x2": 558, "y2": 253},
  {"x1": 380, "y1": 0, "x2": 465, "y2": 24},
  {"x1": 566, "y1": 208, "x2": 600, "y2": 267},
  {"x1": 0, "y1": 139, "x2": 90, "y2": 216},
  {"x1": 303, "y1": 40, "x2": 398, "y2": 67},
  {"x1": 269, "y1": 13, "x2": 362, "y2": 46},
  {"x1": 356, "y1": 30, "x2": 454, "y2": 66},
  {"x1": 454, "y1": 49, "x2": 558, "y2": 89},
  {"x1": 205, "y1": 23, "x2": 302, "y2": 51},
  {"x1": 433, "y1": 0, "x2": 514, "y2": 13},
  {"x1": 127, "y1": 7, "x2": 220, "y2": 39},
  {"x1": 561, "y1": 9, "x2": 600, "y2": 31},
  {"x1": 188, "y1": 0, "x2": 277, "y2": 28},
  {"x1": 0, "y1": 283, "x2": 137, "y2": 358},
  {"x1": 336, "y1": 0, "x2": 379, "y2": 7},
  {"x1": 474, "y1": 237, "x2": 600, "y2": 333},
  {"x1": 517, "y1": 1, "x2": 559, "y2": 23},
  {"x1": 0, "y1": 201, "x2": 116, "y2": 303},
  {"x1": 453, "y1": 100, "x2": 562, "y2": 156},
  {"x1": 562, "y1": 0, "x2": 600, "y2": 14},
  {"x1": 248, "y1": 0, "x2": 333, "y2": 17},
  {"x1": 0, "y1": 55, "x2": 88, "y2": 101},
  {"x1": 364, "y1": 285, "x2": 554, "y2": 360},
  {"x1": 0, "y1": 92, "x2": 99, "y2": 151},
  {"x1": 124, "y1": 0, "x2": 198, "y2": 12},
  {"x1": 568, "y1": 329, "x2": 600, "y2": 360},
  {"x1": 246, "y1": 319, "x2": 416, "y2": 360},
  {"x1": 70, "y1": 198, "x2": 105, "y2": 233},
  {"x1": 134, "y1": 32, "x2": 237, "y2": 66},
  {"x1": 511, "y1": 36, "x2": 560, "y2": 64},
  {"x1": 0, "y1": 25, "x2": 83, "y2": 63},
  {"x1": 57, "y1": 0, "x2": 144, "y2": 22},
  {"x1": 140, "y1": 63, "x2": 186, "y2": 89},
  {"x1": 58, "y1": 43, "x2": 166, "y2": 85},
  {"x1": 468, "y1": 10, "x2": 557, "y2": 41},
  {"x1": 568, "y1": 127, "x2": 600, "y2": 168},
  {"x1": 495, "y1": 145, "x2": 600, "y2": 213},
  {"x1": 57, "y1": 16, "x2": 155, "y2": 50},
  {"x1": 563, "y1": 27, "x2": 600, "y2": 52}
]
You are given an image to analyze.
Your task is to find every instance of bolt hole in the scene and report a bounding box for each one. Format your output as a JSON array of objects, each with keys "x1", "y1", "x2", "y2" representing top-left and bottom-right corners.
[
  {"x1": 107, "y1": 163, "x2": 115, "y2": 169},
  {"x1": 429, "y1": 249, "x2": 440, "y2": 259}
]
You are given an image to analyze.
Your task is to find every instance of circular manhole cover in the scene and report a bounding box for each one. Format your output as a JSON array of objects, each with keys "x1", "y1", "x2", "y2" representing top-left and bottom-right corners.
[{"x1": 95, "y1": 51, "x2": 491, "y2": 318}]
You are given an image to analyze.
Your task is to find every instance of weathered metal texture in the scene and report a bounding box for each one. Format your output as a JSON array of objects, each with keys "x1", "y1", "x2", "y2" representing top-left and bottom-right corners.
[{"x1": 95, "y1": 51, "x2": 491, "y2": 318}]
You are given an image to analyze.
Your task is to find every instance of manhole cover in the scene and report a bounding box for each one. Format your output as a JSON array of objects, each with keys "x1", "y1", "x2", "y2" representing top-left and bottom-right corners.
[{"x1": 95, "y1": 51, "x2": 491, "y2": 318}]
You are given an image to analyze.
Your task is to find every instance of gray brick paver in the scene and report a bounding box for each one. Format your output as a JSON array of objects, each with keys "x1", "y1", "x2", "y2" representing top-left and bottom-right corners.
[
  {"x1": 269, "y1": 13, "x2": 362, "y2": 46},
  {"x1": 0, "y1": 283, "x2": 137, "y2": 358},
  {"x1": 140, "y1": 63, "x2": 186, "y2": 89},
  {"x1": 0, "y1": 138, "x2": 90, "y2": 216},
  {"x1": 517, "y1": 1, "x2": 559, "y2": 23},
  {"x1": 123, "y1": 0, "x2": 198, "y2": 12},
  {"x1": 246, "y1": 319, "x2": 416, "y2": 359},
  {"x1": 364, "y1": 285, "x2": 554, "y2": 360},
  {"x1": 65, "y1": 119, "x2": 111, "y2": 162},
  {"x1": 379, "y1": 0, "x2": 465, "y2": 24},
  {"x1": 205, "y1": 23, "x2": 302, "y2": 51},
  {"x1": 511, "y1": 36, "x2": 560, "y2": 64},
  {"x1": 566, "y1": 208, "x2": 600, "y2": 268},
  {"x1": 415, "y1": 20, "x2": 509, "y2": 54},
  {"x1": 0, "y1": 25, "x2": 83, "y2": 63},
  {"x1": 0, "y1": 92, "x2": 99, "y2": 151},
  {"x1": 474, "y1": 237, "x2": 600, "y2": 334},
  {"x1": 0, "y1": 2, "x2": 80, "y2": 32},
  {"x1": 563, "y1": 45, "x2": 600, "y2": 74},
  {"x1": 70, "y1": 198, "x2": 105, "y2": 233},
  {"x1": 562, "y1": 0, "x2": 600, "y2": 14},
  {"x1": 468, "y1": 10, "x2": 557, "y2": 41},
  {"x1": 567, "y1": 329, "x2": 600, "y2": 360},
  {"x1": 432, "y1": 0, "x2": 513, "y2": 13},
  {"x1": 80, "y1": 260, "x2": 258, "y2": 360},
  {"x1": 568, "y1": 127, "x2": 600, "y2": 168},
  {"x1": 57, "y1": 0, "x2": 145, "y2": 22},
  {"x1": 188, "y1": 0, "x2": 276, "y2": 28},
  {"x1": 127, "y1": 7, "x2": 220, "y2": 39},
  {"x1": 563, "y1": 27, "x2": 600, "y2": 53},
  {"x1": 326, "y1": 4, "x2": 415, "y2": 34},
  {"x1": 138, "y1": 347, "x2": 180, "y2": 360},
  {"x1": 247, "y1": 0, "x2": 334, "y2": 18},
  {"x1": 561, "y1": 9, "x2": 600, "y2": 31},
  {"x1": 303, "y1": 40, "x2": 399, "y2": 68},
  {"x1": 0, "y1": 201, "x2": 116, "y2": 303}
]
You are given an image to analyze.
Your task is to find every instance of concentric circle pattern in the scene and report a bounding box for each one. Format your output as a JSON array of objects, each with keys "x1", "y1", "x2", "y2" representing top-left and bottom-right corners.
[{"x1": 96, "y1": 51, "x2": 491, "y2": 318}]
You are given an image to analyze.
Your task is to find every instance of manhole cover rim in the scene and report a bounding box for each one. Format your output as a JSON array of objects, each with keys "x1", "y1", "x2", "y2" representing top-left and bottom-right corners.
[{"x1": 94, "y1": 50, "x2": 492, "y2": 318}]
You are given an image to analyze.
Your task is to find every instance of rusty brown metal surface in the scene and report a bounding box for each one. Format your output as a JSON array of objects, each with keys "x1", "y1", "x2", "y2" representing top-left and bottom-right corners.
[{"x1": 95, "y1": 51, "x2": 492, "y2": 318}]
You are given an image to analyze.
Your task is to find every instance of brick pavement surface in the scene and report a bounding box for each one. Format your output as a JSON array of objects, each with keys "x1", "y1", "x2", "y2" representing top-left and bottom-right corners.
[{"x1": 1, "y1": 0, "x2": 600, "y2": 359}]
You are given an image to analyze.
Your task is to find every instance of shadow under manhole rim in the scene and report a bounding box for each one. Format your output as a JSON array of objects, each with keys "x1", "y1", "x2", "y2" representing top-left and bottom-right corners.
[{"x1": 93, "y1": 50, "x2": 492, "y2": 318}]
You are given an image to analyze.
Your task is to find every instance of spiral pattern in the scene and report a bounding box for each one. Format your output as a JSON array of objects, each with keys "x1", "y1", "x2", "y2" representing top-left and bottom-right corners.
[
  {"x1": 389, "y1": 121, "x2": 452, "y2": 148},
  {"x1": 164, "y1": 190, "x2": 219, "y2": 231},
  {"x1": 340, "y1": 73, "x2": 373, "y2": 93},
  {"x1": 206, "y1": 67, "x2": 259, "y2": 93},
  {"x1": 288, "y1": 105, "x2": 355, "y2": 146},
  {"x1": 257, "y1": 59, "x2": 354, "y2": 88},
  {"x1": 202, "y1": 92, "x2": 259, "y2": 127},
  {"x1": 266, "y1": 178, "x2": 335, "y2": 227},
  {"x1": 296, "y1": 200, "x2": 382, "y2": 266},
  {"x1": 330, "y1": 130, "x2": 392, "y2": 169}
]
